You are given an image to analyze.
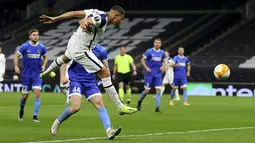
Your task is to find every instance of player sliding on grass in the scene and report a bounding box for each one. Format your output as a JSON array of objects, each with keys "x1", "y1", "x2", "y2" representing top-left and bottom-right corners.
[
  {"x1": 14, "y1": 29, "x2": 48, "y2": 122},
  {"x1": 170, "y1": 47, "x2": 191, "y2": 106},
  {"x1": 39, "y1": 6, "x2": 137, "y2": 115},
  {"x1": 51, "y1": 44, "x2": 121, "y2": 139},
  {"x1": 137, "y1": 38, "x2": 166, "y2": 112}
]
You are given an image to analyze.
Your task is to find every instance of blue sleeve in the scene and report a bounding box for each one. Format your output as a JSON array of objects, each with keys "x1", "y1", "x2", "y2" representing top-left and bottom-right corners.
[
  {"x1": 143, "y1": 50, "x2": 150, "y2": 59},
  {"x1": 18, "y1": 44, "x2": 26, "y2": 56},
  {"x1": 161, "y1": 52, "x2": 165, "y2": 62},
  {"x1": 173, "y1": 56, "x2": 178, "y2": 64},
  {"x1": 101, "y1": 49, "x2": 108, "y2": 61},
  {"x1": 186, "y1": 57, "x2": 190, "y2": 64},
  {"x1": 41, "y1": 45, "x2": 47, "y2": 56}
]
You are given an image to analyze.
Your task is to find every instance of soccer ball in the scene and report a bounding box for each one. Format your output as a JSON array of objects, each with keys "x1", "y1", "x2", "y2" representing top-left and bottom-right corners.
[{"x1": 213, "y1": 64, "x2": 230, "y2": 80}]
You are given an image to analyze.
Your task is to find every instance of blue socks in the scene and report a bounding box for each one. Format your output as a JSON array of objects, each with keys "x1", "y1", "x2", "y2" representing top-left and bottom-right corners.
[
  {"x1": 170, "y1": 90, "x2": 175, "y2": 100},
  {"x1": 20, "y1": 97, "x2": 27, "y2": 112},
  {"x1": 183, "y1": 90, "x2": 188, "y2": 102},
  {"x1": 33, "y1": 98, "x2": 41, "y2": 116},
  {"x1": 155, "y1": 91, "x2": 161, "y2": 108},
  {"x1": 58, "y1": 107, "x2": 75, "y2": 123},
  {"x1": 98, "y1": 107, "x2": 111, "y2": 132},
  {"x1": 139, "y1": 91, "x2": 147, "y2": 102}
]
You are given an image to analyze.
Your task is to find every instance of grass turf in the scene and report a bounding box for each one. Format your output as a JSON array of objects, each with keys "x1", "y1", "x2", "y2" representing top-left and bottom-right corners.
[{"x1": 0, "y1": 92, "x2": 255, "y2": 143}]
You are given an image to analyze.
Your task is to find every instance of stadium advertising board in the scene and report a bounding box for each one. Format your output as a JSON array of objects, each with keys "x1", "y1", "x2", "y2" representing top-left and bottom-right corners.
[{"x1": 188, "y1": 83, "x2": 255, "y2": 97}]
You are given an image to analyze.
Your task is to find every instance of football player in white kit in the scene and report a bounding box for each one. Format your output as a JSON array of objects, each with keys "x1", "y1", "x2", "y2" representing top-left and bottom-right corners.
[
  {"x1": 39, "y1": 6, "x2": 137, "y2": 115},
  {"x1": 0, "y1": 47, "x2": 6, "y2": 83},
  {"x1": 160, "y1": 50, "x2": 180, "y2": 100}
]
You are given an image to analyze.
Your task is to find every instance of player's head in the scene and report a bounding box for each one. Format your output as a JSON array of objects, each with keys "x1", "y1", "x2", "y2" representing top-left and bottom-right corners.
[
  {"x1": 120, "y1": 46, "x2": 126, "y2": 55},
  {"x1": 178, "y1": 47, "x2": 184, "y2": 56},
  {"x1": 164, "y1": 50, "x2": 169, "y2": 57},
  {"x1": 154, "y1": 38, "x2": 162, "y2": 50},
  {"x1": 29, "y1": 29, "x2": 39, "y2": 43},
  {"x1": 108, "y1": 6, "x2": 125, "y2": 25}
]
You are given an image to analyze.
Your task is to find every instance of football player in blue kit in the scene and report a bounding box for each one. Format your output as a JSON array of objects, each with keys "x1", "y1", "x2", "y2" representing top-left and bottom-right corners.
[
  {"x1": 137, "y1": 38, "x2": 166, "y2": 112},
  {"x1": 169, "y1": 47, "x2": 191, "y2": 106},
  {"x1": 51, "y1": 44, "x2": 121, "y2": 140},
  {"x1": 14, "y1": 29, "x2": 48, "y2": 122}
]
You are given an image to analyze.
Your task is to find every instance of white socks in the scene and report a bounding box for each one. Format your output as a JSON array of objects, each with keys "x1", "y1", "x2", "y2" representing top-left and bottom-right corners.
[
  {"x1": 101, "y1": 77, "x2": 123, "y2": 109},
  {"x1": 160, "y1": 86, "x2": 165, "y2": 97},
  {"x1": 43, "y1": 56, "x2": 65, "y2": 75}
]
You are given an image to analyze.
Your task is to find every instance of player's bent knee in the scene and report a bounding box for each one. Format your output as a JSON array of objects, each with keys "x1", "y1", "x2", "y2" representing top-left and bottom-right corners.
[
  {"x1": 34, "y1": 89, "x2": 41, "y2": 98},
  {"x1": 22, "y1": 94, "x2": 29, "y2": 99},
  {"x1": 90, "y1": 96, "x2": 104, "y2": 109},
  {"x1": 62, "y1": 55, "x2": 71, "y2": 63},
  {"x1": 70, "y1": 95, "x2": 82, "y2": 112},
  {"x1": 97, "y1": 67, "x2": 110, "y2": 78}
]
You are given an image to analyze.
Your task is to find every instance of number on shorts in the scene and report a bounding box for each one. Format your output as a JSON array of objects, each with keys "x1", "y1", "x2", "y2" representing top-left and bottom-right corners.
[
  {"x1": 72, "y1": 87, "x2": 81, "y2": 93},
  {"x1": 22, "y1": 86, "x2": 28, "y2": 92}
]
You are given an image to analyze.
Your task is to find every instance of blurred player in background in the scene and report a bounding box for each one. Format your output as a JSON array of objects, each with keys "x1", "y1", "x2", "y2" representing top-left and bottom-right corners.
[
  {"x1": 112, "y1": 46, "x2": 137, "y2": 104},
  {"x1": 137, "y1": 38, "x2": 166, "y2": 112},
  {"x1": 170, "y1": 47, "x2": 191, "y2": 106},
  {"x1": 0, "y1": 47, "x2": 6, "y2": 82},
  {"x1": 0, "y1": 47, "x2": 6, "y2": 95},
  {"x1": 39, "y1": 6, "x2": 137, "y2": 115},
  {"x1": 14, "y1": 29, "x2": 48, "y2": 122},
  {"x1": 160, "y1": 50, "x2": 180, "y2": 100},
  {"x1": 51, "y1": 44, "x2": 121, "y2": 140}
]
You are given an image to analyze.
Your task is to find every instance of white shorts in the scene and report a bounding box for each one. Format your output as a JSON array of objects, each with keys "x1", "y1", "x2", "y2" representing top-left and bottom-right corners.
[
  {"x1": 65, "y1": 37, "x2": 104, "y2": 73},
  {"x1": 163, "y1": 74, "x2": 173, "y2": 85}
]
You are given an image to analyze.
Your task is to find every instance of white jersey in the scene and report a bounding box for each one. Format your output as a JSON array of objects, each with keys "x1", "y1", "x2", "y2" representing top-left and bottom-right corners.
[
  {"x1": 165, "y1": 57, "x2": 174, "y2": 77},
  {"x1": 71, "y1": 9, "x2": 108, "y2": 50},
  {"x1": 0, "y1": 53, "x2": 6, "y2": 82},
  {"x1": 163, "y1": 57, "x2": 174, "y2": 84}
]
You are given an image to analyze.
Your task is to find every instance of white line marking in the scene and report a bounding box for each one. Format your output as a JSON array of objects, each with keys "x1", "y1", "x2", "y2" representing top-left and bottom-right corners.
[{"x1": 22, "y1": 126, "x2": 255, "y2": 143}]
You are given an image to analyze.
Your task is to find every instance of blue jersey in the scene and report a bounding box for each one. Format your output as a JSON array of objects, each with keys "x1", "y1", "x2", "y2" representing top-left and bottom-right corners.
[
  {"x1": 173, "y1": 55, "x2": 190, "y2": 78},
  {"x1": 143, "y1": 48, "x2": 165, "y2": 76},
  {"x1": 68, "y1": 44, "x2": 108, "y2": 82},
  {"x1": 18, "y1": 41, "x2": 47, "y2": 78}
]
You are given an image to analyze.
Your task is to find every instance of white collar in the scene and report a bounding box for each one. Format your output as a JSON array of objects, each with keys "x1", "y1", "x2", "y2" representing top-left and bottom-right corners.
[
  {"x1": 178, "y1": 55, "x2": 184, "y2": 58},
  {"x1": 153, "y1": 48, "x2": 160, "y2": 52},
  {"x1": 29, "y1": 41, "x2": 39, "y2": 47}
]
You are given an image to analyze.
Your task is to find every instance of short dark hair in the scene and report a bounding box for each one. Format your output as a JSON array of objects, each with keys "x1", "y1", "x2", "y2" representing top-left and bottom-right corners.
[
  {"x1": 154, "y1": 38, "x2": 162, "y2": 42},
  {"x1": 120, "y1": 46, "x2": 126, "y2": 49},
  {"x1": 29, "y1": 29, "x2": 39, "y2": 36},
  {"x1": 111, "y1": 5, "x2": 125, "y2": 15}
]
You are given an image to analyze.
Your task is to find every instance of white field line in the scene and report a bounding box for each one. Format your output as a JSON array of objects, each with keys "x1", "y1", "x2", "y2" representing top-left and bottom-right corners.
[{"x1": 22, "y1": 126, "x2": 255, "y2": 143}]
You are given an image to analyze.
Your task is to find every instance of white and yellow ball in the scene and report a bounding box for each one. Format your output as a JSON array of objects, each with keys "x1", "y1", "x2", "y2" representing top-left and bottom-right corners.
[{"x1": 214, "y1": 64, "x2": 230, "y2": 80}]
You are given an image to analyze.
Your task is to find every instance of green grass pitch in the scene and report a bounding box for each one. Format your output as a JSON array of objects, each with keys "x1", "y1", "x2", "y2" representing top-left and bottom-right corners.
[{"x1": 0, "y1": 92, "x2": 255, "y2": 143}]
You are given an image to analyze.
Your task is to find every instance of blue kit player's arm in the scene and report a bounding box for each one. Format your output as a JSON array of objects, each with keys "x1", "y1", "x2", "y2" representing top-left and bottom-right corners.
[
  {"x1": 14, "y1": 44, "x2": 26, "y2": 74},
  {"x1": 171, "y1": 56, "x2": 179, "y2": 67},
  {"x1": 41, "y1": 46, "x2": 48, "y2": 72},
  {"x1": 101, "y1": 48, "x2": 109, "y2": 69},
  {"x1": 186, "y1": 57, "x2": 191, "y2": 77},
  {"x1": 141, "y1": 49, "x2": 151, "y2": 72},
  {"x1": 160, "y1": 53, "x2": 166, "y2": 72}
]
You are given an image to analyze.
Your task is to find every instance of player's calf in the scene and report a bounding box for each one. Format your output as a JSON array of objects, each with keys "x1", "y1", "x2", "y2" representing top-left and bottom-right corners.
[
  {"x1": 18, "y1": 93, "x2": 29, "y2": 121},
  {"x1": 51, "y1": 95, "x2": 81, "y2": 135}
]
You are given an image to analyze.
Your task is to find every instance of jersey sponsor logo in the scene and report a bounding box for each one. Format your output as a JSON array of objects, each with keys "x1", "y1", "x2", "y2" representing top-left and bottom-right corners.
[
  {"x1": 27, "y1": 54, "x2": 40, "y2": 59},
  {"x1": 179, "y1": 63, "x2": 186, "y2": 66},
  {"x1": 152, "y1": 57, "x2": 162, "y2": 61}
]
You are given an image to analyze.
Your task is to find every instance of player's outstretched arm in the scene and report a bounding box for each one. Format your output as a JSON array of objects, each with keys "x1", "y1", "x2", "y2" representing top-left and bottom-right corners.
[
  {"x1": 40, "y1": 10, "x2": 86, "y2": 24},
  {"x1": 13, "y1": 52, "x2": 21, "y2": 74}
]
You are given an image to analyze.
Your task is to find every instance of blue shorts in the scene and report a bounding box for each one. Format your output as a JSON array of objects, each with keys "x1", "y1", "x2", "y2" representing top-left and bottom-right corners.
[
  {"x1": 69, "y1": 81, "x2": 101, "y2": 100},
  {"x1": 22, "y1": 76, "x2": 42, "y2": 93},
  {"x1": 173, "y1": 77, "x2": 188, "y2": 88},
  {"x1": 144, "y1": 73, "x2": 162, "y2": 89}
]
